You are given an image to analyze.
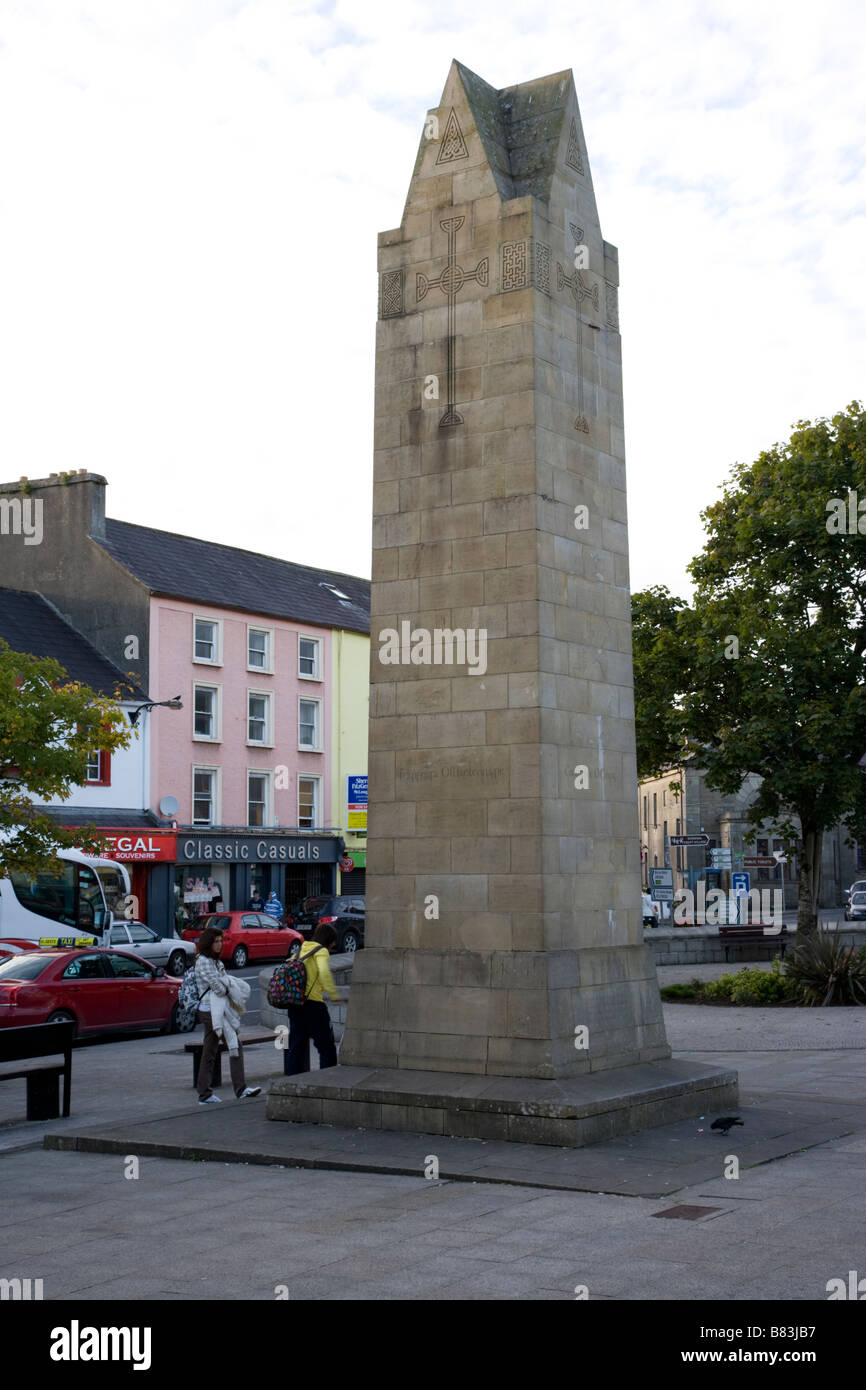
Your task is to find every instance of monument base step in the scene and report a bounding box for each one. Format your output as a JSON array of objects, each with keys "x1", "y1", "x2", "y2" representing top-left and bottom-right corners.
[{"x1": 267, "y1": 1060, "x2": 738, "y2": 1148}]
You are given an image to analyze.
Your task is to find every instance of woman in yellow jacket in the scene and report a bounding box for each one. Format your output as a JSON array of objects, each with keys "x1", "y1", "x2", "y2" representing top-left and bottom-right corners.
[{"x1": 283, "y1": 923, "x2": 340, "y2": 1075}]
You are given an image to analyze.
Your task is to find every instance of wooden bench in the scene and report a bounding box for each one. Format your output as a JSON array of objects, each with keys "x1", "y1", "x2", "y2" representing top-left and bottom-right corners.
[
  {"x1": 718, "y1": 925, "x2": 788, "y2": 963},
  {"x1": 0, "y1": 1021, "x2": 73, "y2": 1120},
  {"x1": 184, "y1": 1029, "x2": 279, "y2": 1087}
]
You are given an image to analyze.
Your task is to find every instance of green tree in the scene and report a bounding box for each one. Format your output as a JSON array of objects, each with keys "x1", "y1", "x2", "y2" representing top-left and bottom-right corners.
[
  {"x1": 679, "y1": 401, "x2": 866, "y2": 939},
  {"x1": 631, "y1": 585, "x2": 690, "y2": 780},
  {"x1": 0, "y1": 639, "x2": 133, "y2": 877}
]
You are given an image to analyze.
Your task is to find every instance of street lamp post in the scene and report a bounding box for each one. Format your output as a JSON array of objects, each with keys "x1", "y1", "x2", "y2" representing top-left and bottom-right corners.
[
  {"x1": 774, "y1": 846, "x2": 788, "y2": 925},
  {"x1": 128, "y1": 696, "x2": 183, "y2": 727}
]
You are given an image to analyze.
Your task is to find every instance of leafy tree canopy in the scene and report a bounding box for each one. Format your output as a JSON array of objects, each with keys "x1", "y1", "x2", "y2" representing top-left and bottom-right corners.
[
  {"x1": 631, "y1": 585, "x2": 688, "y2": 780},
  {"x1": 0, "y1": 638, "x2": 134, "y2": 878},
  {"x1": 633, "y1": 401, "x2": 866, "y2": 934}
]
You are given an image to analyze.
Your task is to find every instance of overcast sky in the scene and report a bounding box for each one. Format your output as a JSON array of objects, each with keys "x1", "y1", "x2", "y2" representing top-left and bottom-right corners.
[{"x1": 1, "y1": 1, "x2": 863, "y2": 597}]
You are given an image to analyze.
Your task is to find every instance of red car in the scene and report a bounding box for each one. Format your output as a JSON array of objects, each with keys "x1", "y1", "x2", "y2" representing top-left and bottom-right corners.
[
  {"x1": 0, "y1": 938, "x2": 39, "y2": 961},
  {"x1": 0, "y1": 947, "x2": 181, "y2": 1038},
  {"x1": 181, "y1": 911, "x2": 303, "y2": 969}
]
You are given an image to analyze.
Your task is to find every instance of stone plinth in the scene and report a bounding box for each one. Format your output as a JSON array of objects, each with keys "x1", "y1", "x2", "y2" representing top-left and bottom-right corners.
[{"x1": 268, "y1": 1061, "x2": 738, "y2": 1148}]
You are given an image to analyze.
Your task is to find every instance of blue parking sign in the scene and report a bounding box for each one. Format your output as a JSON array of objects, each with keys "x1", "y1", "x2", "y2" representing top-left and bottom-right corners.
[{"x1": 732, "y1": 872, "x2": 750, "y2": 896}]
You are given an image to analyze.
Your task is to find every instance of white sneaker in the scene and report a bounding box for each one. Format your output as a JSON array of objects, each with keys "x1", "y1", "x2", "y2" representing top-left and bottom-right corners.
[
  {"x1": 238, "y1": 1086, "x2": 261, "y2": 1100},
  {"x1": 199, "y1": 1095, "x2": 222, "y2": 1106}
]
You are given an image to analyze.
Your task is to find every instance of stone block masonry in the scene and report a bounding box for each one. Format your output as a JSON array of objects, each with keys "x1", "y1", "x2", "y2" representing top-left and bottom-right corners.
[{"x1": 269, "y1": 60, "x2": 736, "y2": 1142}]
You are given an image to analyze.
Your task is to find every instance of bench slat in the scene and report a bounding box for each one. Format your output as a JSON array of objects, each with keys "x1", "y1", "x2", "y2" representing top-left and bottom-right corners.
[
  {"x1": 0, "y1": 1022, "x2": 73, "y2": 1119},
  {"x1": 0, "y1": 1061, "x2": 66, "y2": 1080}
]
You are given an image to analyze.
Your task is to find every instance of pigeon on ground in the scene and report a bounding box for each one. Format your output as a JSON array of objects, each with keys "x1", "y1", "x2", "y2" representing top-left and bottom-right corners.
[{"x1": 711, "y1": 1116, "x2": 744, "y2": 1135}]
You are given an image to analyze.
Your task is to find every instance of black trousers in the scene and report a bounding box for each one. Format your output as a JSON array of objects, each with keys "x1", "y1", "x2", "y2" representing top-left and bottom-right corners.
[{"x1": 283, "y1": 1001, "x2": 337, "y2": 1076}]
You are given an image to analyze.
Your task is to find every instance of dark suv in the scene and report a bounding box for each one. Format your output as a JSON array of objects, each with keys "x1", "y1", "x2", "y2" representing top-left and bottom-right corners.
[{"x1": 291, "y1": 896, "x2": 365, "y2": 953}]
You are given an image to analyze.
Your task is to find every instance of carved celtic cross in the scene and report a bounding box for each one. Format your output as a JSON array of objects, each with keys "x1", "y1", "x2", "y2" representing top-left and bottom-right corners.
[
  {"x1": 557, "y1": 223, "x2": 599, "y2": 434},
  {"x1": 417, "y1": 216, "x2": 489, "y2": 427}
]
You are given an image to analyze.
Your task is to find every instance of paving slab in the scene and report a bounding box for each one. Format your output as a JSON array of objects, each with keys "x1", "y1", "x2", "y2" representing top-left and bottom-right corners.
[
  {"x1": 4, "y1": 998, "x2": 866, "y2": 1302},
  {"x1": 3, "y1": 1141, "x2": 864, "y2": 1301},
  {"x1": 42, "y1": 1081, "x2": 861, "y2": 1199}
]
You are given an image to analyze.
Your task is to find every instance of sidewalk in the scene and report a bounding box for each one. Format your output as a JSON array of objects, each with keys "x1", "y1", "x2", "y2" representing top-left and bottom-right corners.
[
  {"x1": 0, "y1": 1028, "x2": 286, "y2": 1154},
  {"x1": 2, "y1": 1000, "x2": 865, "y2": 1300}
]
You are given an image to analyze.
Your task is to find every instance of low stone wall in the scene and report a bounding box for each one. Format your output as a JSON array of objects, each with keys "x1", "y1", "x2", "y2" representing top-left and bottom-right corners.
[
  {"x1": 643, "y1": 923, "x2": 866, "y2": 966},
  {"x1": 258, "y1": 952, "x2": 354, "y2": 1035},
  {"x1": 258, "y1": 932, "x2": 866, "y2": 1012}
]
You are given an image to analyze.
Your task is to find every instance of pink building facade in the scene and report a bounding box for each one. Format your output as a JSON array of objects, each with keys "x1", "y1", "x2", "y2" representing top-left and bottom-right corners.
[
  {"x1": 149, "y1": 596, "x2": 333, "y2": 832},
  {"x1": 148, "y1": 597, "x2": 343, "y2": 926},
  {"x1": 0, "y1": 470, "x2": 370, "y2": 933}
]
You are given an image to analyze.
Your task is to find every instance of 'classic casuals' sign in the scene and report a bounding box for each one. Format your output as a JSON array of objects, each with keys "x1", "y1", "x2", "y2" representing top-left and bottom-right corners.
[{"x1": 179, "y1": 836, "x2": 340, "y2": 862}]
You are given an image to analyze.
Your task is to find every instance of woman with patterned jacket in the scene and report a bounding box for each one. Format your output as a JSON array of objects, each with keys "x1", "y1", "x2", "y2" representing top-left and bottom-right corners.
[{"x1": 194, "y1": 925, "x2": 261, "y2": 1106}]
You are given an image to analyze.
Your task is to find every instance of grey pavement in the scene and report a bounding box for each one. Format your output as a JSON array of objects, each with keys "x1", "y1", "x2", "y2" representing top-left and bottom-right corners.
[{"x1": 1, "y1": 980, "x2": 865, "y2": 1300}]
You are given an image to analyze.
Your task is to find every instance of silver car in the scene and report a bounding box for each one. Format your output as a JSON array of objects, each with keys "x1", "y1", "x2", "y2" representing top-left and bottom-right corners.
[
  {"x1": 844, "y1": 892, "x2": 866, "y2": 922},
  {"x1": 106, "y1": 922, "x2": 193, "y2": 976}
]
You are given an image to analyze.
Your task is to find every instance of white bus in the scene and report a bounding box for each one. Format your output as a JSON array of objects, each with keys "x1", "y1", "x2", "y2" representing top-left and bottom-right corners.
[{"x1": 0, "y1": 848, "x2": 131, "y2": 944}]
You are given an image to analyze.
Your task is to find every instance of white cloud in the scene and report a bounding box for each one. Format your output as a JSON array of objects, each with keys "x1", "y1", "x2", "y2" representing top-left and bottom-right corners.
[{"x1": 0, "y1": 0, "x2": 863, "y2": 598}]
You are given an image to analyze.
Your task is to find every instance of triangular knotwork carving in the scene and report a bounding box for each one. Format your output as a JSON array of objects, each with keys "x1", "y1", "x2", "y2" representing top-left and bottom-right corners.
[
  {"x1": 436, "y1": 108, "x2": 469, "y2": 164},
  {"x1": 566, "y1": 117, "x2": 585, "y2": 174}
]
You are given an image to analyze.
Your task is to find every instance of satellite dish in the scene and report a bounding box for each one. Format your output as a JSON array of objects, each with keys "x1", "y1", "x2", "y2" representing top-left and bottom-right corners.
[{"x1": 159, "y1": 795, "x2": 179, "y2": 818}]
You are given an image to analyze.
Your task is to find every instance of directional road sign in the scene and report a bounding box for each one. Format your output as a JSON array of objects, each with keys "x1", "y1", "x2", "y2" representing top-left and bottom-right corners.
[{"x1": 649, "y1": 866, "x2": 674, "y2": 902}]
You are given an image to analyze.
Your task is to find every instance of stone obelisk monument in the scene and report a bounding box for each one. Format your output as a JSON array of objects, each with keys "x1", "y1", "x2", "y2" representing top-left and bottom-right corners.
[{"x1": 269, "y1": 62, "x2": 736, "y2": 1144}]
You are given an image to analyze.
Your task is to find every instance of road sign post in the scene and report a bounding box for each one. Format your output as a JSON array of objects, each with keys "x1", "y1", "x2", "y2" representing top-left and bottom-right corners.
[
  {"x1": 649, "y1": 867, "x2": 674, "y2": 924},
  {"x1": 774, "y1": 848, "x2": 788, "y2": 923},
  {"x1": 709, "y1": 847, "x2": 732, "y2": 900},
  {"x1": 731, "y1": 871, "x2": 750, "y2": 924}
]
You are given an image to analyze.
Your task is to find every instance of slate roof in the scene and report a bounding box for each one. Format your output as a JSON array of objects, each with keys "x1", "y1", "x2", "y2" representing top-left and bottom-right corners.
[
  {"x1": 95, "y1": 520, "x2": 371, "y2": 634},
  {"x1": 0, "y1": 588, "x2": 144, "y2": 699},
  {"x1": 43, "y1": 807, "x2": 164, "y2": 829}
]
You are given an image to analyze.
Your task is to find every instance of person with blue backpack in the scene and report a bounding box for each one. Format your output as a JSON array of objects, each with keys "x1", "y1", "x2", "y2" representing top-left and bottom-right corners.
[{"x1": 271, "y1": 923, "x2": 339, "y2": 1075}]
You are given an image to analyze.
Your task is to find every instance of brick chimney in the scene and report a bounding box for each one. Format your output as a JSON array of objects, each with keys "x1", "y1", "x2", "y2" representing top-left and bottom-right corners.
[{"x1": 0, "y1": 470, "x2": 150, "y2": 687}]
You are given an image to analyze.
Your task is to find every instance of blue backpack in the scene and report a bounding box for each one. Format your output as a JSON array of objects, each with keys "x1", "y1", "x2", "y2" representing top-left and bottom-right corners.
[{"x1": 176, "y1": 964, "x2": 204, "y2": 1031}]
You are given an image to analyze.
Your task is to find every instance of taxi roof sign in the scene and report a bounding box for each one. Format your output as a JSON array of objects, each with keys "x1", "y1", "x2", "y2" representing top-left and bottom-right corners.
[{"x1": 38, "y1": 936, "x2": 97, "y2": 949}]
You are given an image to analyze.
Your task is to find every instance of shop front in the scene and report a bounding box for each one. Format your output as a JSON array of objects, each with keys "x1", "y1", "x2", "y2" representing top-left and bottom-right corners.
[
  {"x1": 97, "y1": 829, "x2": 177, "y2": 938},
  {"x1": 174, "y1": 833, "x2": 343, "y2": 927},
  {"x1": 338, "y1": 848, "x2": 366, "y2": 894}
]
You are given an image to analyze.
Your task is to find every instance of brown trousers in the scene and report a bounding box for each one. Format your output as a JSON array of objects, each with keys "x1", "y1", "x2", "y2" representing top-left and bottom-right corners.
[{"x1": 196, "y1": 1011, "x2": 246, "y2": 1099}]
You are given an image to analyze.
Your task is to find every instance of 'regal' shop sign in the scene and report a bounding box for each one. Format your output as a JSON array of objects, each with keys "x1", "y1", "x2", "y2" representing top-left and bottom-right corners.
[
  {"x1": 179, "y1": 836, "x2": 340, "y2": 863},
  {"x1": 97, "y1": 831, "x2": 177, "y2": 862}
]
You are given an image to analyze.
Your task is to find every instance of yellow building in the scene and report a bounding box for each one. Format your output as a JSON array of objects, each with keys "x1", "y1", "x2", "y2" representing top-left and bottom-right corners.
[{"x1": 330, "y1": 628, "x2": 369, "y2": 894}]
